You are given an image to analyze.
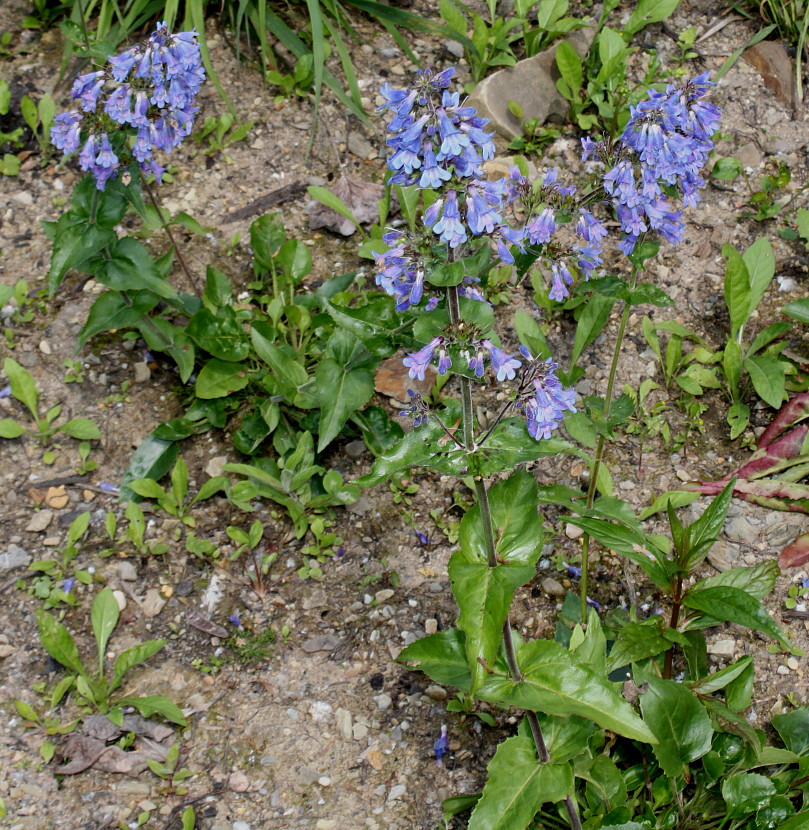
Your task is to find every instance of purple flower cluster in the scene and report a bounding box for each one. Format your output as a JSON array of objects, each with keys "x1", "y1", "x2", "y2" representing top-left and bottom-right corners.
[
  {"x1": 596, "y1": 72, "x2": 720, "y2": 257},
  {"x1": 401, "y1": 336, "x2": 522, "y2": 385},
  {"x1": 379, "y1": 68, "x2": 495, "y2": 186},
  {"x1": 51, "y1": 22, "x2": 205, "y2": 189},
  {"x1": 517, "y1": 348, "x2": 577, "y2": 441}
]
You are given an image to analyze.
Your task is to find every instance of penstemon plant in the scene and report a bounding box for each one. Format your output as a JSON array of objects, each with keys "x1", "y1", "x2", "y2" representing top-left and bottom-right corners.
[{"x1": 357, "y1": 67, "x2": 736, "y2": 829}]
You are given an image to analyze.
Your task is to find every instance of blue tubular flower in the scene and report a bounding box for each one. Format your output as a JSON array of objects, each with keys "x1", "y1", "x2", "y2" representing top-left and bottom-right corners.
[
  {"x1": 527, "y1": 208, "x2": 556, "y2": 245},
  {"x1": 403, "y1": 337, "x2": 443, "y2": 381},
  {"x1": 482, "y1": 340, "x2": 521, "y2": 381},
  {"x1": 52, "y1": 22, "x2": 205, "y2": 187},
  {"x1": 419, "y1": 148, "x2": 452, "y2": 189},
  {"x1": 549, "y1": 261, "x2": 574, "y2": 302},
  {"x1": 61, "y1": 577, "x2": 76, "y2": 594},
  {"x1": 72, "y1": 71, "x2": 106, "y2": 112},
  {"x1": 434, "y1": 725, "x2": 449, "y2": 765},
  {"x1": 519, "y1": 356, "x2": 576, "y2": 440},
  {"x1": 431, "y1": 190, "x2": 467, "y2": 248},
  {"x1": 50, "y1": 110, "x2": 82, "y2": 154}
]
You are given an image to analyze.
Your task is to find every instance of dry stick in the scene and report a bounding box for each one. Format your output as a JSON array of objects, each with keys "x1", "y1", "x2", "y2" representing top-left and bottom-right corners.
[
  {"x1": 579, "y1": 261, "x2": 641, "y2": 623},
  {"x1": 142, "y1": 178, "x2": 203, "y2": 300},
  {"x1": 446, "y1": 282, "x2": 583, "y2": 830}
]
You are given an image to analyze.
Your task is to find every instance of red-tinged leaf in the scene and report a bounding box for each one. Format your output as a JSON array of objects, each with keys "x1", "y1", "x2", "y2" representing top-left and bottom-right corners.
[
  {"x1": 779, "y1": 532, "x2": 809, "y2": 569},
  {"x1": 726, "y1": 424, "x2": 809, "y2": 482},
  {"x1": 759, "y1": 392, "x2": 809, "y2": 448},
  {"x1": 688, "y1": 479, "x2": 809, "y2": 514}
]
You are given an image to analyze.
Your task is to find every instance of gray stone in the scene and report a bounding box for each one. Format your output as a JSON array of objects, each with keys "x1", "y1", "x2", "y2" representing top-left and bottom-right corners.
[
  {"x1": 736, "y1": 142, "x2": 763, "y2": 170},
  {"x1": 205, "y1": 455, "x2": 228, "y2": 478},
  {"x1": 707, "y1": 539, "x2": 740, "y2": 572},
  {"x1": 301, "y1": 634, "x2": 342, "y2": 653},
  {"x1": 707, "y1": 638, "x2": 736, "y2": 657},
  {"x1": 117, "y1": 561, "x2": 137, "y2": 581},
  {"x1": 345, "y1": 440, "x2": 367, "y2": 459},
  {"x1": 335, "y1": 707, "x2": 353, "y2": 741},
  {"x1": 232, "y1": 822, "x2": 252, "y2": 830},
  {"x1": 541, "y1": 577, "x2": 566, "y2": 598},
  {"x1": 445, "y1": 40, "x2": 464, "y2": 58},
  {"x1": 425, "y1": 684, "x2": 448, "y2": 701},
  {"x1": 0, "y1": 544, "x2": 31, "y2": 574},
  {"x1": 298, "y1": 766, "x2": 321, "y2": 786},
  {"x1": 133, "y1": 362, "x2": 151, "y2": 383},
  {"x1": 467, "y1": 27, "x2": 595, "y2": 139},
  {"x1": 347, "y1": 132, "x2": 374, "y2": 159},
  {"x1": 725, "y1": 516, "x2": 759, "y2": 544},
  {"x1": 374, "y1": 693, "x2": 393, "y2": 712},
  {"x1": 347, "y1": 495, "x2": 372, "y2": 516},
  {"x1": 387, "y1": 784, "x2": 407, "y2": 802},
  {"x1": 12, "y1": 191, "x2": 33, "y2": 206},
  {"x1": 25, "y1": 509, "x2": 53, "y2": 532}
]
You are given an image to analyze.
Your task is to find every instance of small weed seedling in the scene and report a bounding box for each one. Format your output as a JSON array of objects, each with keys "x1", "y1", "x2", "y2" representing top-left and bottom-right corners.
[
  {"x1": 23, "y1": 512, "x2": 93, "y2": 610},
  {"x1": 147, "y1": 742, "x2": 195, "y2": 795},
  {"x1": 36, "y1": 586, "x2": 186, "y2": 725},
  {"x1": 0, "y1": 358, "x2": 100, "y2": 445}
]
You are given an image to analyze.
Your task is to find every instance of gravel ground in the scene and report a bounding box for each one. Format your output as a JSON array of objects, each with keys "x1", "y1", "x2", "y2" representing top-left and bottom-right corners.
[{"x1": 1, "y1": 0, "x2": 809, "y2": 827}]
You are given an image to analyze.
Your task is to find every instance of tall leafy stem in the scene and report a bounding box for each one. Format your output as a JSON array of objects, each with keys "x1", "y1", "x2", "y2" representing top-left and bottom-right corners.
[{"x1": 445, "y1": 277, "x2": 584, "y2": 830}]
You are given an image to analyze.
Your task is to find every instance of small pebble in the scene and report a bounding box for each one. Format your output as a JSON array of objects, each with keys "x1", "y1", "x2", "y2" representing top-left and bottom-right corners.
[
  {"x1": 787, "y1": 657, "x2": 800, "y2": 670},
  {"x1": 374, "y1": 693, "x2": 392, "y2": 712},
  {"x1": 565, "y1": 523, "x2": 583, "y2": 540}
]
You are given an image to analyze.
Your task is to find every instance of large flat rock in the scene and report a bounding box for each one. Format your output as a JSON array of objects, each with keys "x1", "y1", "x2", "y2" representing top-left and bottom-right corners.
[{"x1": 467, "y1": 28, "x2": 595, "y2": 139}]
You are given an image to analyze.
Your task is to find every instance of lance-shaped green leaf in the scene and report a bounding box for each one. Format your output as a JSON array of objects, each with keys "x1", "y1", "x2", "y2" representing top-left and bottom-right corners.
[
  {"x1": 315, "y1": 359, "x2": 374, "y2": 452},
  {"x1": 450, "y1": 555, "x2": 535, "y2": 693},
  {"x1": 606, "y1": 620, "x2": 671, "y2": 673},
  {"x1": 771, "y1": 707, "x2": 809, "y2": 756},
  {"x1": 358, "y1": 402, "x2": 463, "y2": 487},
  {"x1": 396, "y1": 628, "x2": 471, "y2": 693},
  {"x1": 36, "y1": 610, "x2": 86, "y2": 677},
  {"x1": 462, "y1": 471, "x2": 544, "y2": 566},
  {"x1": 682, "y1": 586, "x2": 792, "y2": 651},
  {"x1": 693, "y1": 561, "x2": 779, "y2": 601},
  {"x1": 478, "y1": 640, "x2": 655, "y2": 743},
  {"x1": 91, "y1": 587, "x2": 120, "y2": 676},
  {"x1": 639, "y1": 674, "x2": 713, "y2": 777},
  {"x1": 688, "y1": 655, "x2": 753, "y2": 696},
  {"x1": 684, "y1": 478, "x2": 735, "y2": 570},
  {"x1": 468, "y1": 733, "x2": 573, "y2": 830}
]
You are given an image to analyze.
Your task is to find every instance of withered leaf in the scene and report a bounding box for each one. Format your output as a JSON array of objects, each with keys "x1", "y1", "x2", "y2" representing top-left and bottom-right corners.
[
  {"x1": 55, "y1": 735, "x2": 106, "y2": 774},
  {"x1": 308, "y1": 174, "x2": 393, "y2": 237},
  {"x1": 186, "y1": 605, "x2": 229, "y2": 638}
]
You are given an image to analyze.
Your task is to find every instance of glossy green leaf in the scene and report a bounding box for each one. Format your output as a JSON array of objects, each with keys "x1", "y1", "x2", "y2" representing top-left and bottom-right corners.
[
  {"x1": 397, "y1": 628, "x2": 471, "y2": 693},
  {"x1": 186, "y1": 307, "x2": 249, "y2": 362},
  {"x1": 36, "y1": 609, "x2": 85, "y2": 676},
  {"x1": 555, "y1": 40, "x2": 582, "y2": 90},
  {"x1": 251, "y1": 326, "x2": 308, "y2": 397},
  {"x1": 625, "y1": 0, "x2": 681, "y2": 35},
  {"x1": 771, "y1": 708, "x2": 809, "y2": 756},
  {"x1": 315, "y1": 359, "x2": 375, "y2": 452},
  {"x1": 689, "y1": 656, "x2": 753, "y2": 695},
  {"x1": 91, "y1": 587, "x2": 120, "y2": 675},
  {"x1": 683, "y1": 586, "x2": 792, "y2": 650},
  {"x1": 468, "y1": 734, "x2": 573, "y2": 830},
  {"x1": 537, "y1": 712, "x2": 599, "y2": 764},
  {"x1": 450, "y1": 552, "x2": 535, "y2": 693},
  {"x1": 111, "y1": 640, "x2": 166, "y2": 693},
  {"x1": 695, "y1": 561, "x2": 779, "y2": 601},
  {"x1": 743, "y1": 237, "x2": 775, "y2": 314},
  {"x1": 639, "y1": 674, "x2": 712, "y2": 776},
  {"x1": 685, "y1": 478, "x2": 735, "y2": 569},
  {"x1": 721, "y1": 773, "x2": 776, "y2": 819},
  {"x1": 723, "y1": 242, "x2": 751, "y2": 340},
  {"x1": 60, "y1": 418, "x2": 101, "y2": 440},
  {"x1": 120, "y1": 434, "x2": 179, "y2": 503},
  {"x1": 78, "y1": 290, "x2": 161, "y2": 348},
  {"x1": 4, "y1": 358, "x2": 39, "y2": 420},
  {"x1": 606, "y1": 620, "x2": 671, "y2": 672},
  {"x1": 116, "y1": 695, "x2": 187, "y2": 726},
  {"x1": 478, "y1": 640, "x2": 655, "y2": 743},
  {"x1": 88, "y1": 237, "x2": 178, "y2": 301},
  {"x1": 744, "y1": 354, "x2": 787, "y2": 409},
  {"x1": 728, "y1": 401, "x2": 750, "y2": 439},
  {"x1": 783, "y1": 298, "x2": 809, "y2": 324},
  {"x1": 47, "y1": 216, "x2": 116, "y2": 296},
  {"x1": 195, "y1": 358, "x2": 250, "y2": 399},
  {"x1": 0, "y1": 419, "x2": 26, "y2": 438},
  {"x1": 571, "y1": 294, "x2": 614, "y2": 367}
]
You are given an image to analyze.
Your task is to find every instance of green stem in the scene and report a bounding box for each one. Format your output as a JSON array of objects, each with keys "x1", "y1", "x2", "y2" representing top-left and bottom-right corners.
[
  {"x1": 475, "y1": 478, "x2": 583, "y2": 830},
  {"x1": 142, "y1": 178, "x2": 202, "y2": 300},
  {"x1": 579, "y1": 262, "x2": 640, "y2": 623},
  {"x1": 446, "y1": 283, "x2": 474, "y2": 451}
]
